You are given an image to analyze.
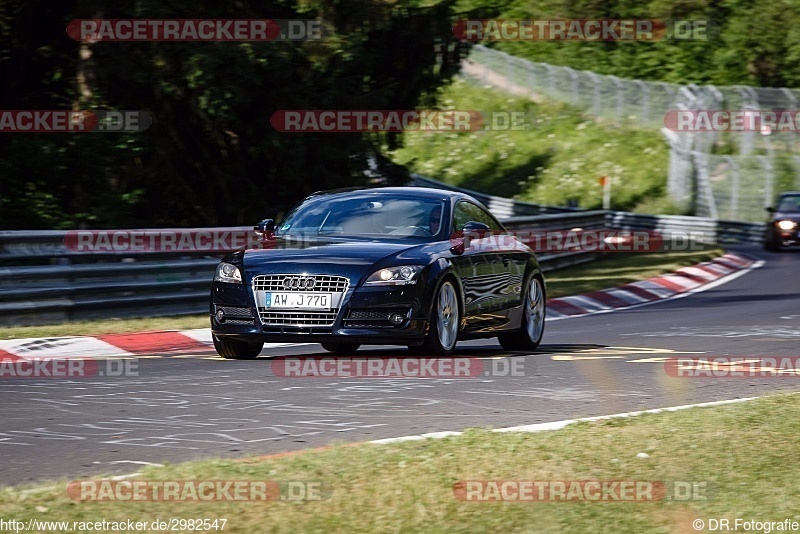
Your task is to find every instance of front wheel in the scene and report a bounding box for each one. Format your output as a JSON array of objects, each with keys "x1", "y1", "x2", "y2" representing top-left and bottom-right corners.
[
  {"x1": 764, "y1": 237, "x2": 782, "y2": 251},
  {"x1": 499, "y1": 275, "x2": 545, "y2": 351},
  {"x1": 422, "y1": 279, "x2": 460, "y2": 355},
  {"x1": 213, "y1": 336, "x2": 264, "y2": 359}
]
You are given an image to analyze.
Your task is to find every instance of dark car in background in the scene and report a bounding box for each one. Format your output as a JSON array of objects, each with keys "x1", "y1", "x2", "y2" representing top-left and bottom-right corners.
[
  {"x1": 210, "y1": 187, "x2": 545, "y2": 359},
  {"x1": 765, "y1": 191, "x2": 800, "y2": 251}
]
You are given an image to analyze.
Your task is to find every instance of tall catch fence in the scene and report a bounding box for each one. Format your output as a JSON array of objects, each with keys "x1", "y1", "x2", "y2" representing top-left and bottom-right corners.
[{"x1": 462, "y1": 45, "x2": 800, "y2": 221}]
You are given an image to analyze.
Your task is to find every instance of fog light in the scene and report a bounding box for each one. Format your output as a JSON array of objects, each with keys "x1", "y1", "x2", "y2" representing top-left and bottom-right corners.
[
  {"x1": 389, "y1": 313, "x2": 404, "y2": 325},
  {"x1": 216, "y1": 309, "x2": 225, "y2": 322}
]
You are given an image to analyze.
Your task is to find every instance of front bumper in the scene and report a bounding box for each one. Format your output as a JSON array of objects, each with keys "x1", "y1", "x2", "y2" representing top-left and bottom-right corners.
[
  {"x1": 767, "y1": 227, "x2": 800, "y2": 246},
  {"x1": 210, "y1": 279, "x2": 431, "y2": 346}
]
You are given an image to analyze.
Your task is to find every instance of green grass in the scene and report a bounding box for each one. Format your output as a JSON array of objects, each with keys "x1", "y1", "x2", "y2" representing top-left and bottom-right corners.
[
  {"x1": 3, "y1": 393, "x2": 799, "y2": 532},
  {"x1": 389, "y1": 78, "x2": 673, "y2": 213},
  {"x1": 0, "y1": 249, "x2": 723, "y2": 339},
  {"x1": 545, "y1": 248, "x2": 724, "y2": 299}
]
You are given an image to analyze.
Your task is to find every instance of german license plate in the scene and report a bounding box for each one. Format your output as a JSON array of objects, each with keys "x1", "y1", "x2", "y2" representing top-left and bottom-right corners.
[{"x1": 266, "y1": 292, "x2": 332, "y2": 309}]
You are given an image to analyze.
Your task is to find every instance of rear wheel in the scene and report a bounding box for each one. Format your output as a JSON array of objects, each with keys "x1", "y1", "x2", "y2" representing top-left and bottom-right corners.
[
  {"x1": 421, "y1": 279, "x2": 460, "y2": 355},
  {"x1": 499, "y1": 275, "x2": 545, "y2": 351},
  {"x1": 321, "y1": 342, "x2": 360, "y2": 354},
  {"x1": 213, "y1": 336, "x2": 264, "y2": 359}
]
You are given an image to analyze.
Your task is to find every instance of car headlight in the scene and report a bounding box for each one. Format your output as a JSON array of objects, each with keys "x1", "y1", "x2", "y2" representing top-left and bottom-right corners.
[
  {"x1": 777, "y1": 220, "x2": 797, "y2": 230},
  {"x1": 214, "y1": 262, "x2": 242, "y2": 284},
  {"x1": 365, "y1": 265, "x2": 424, "y2": 286}
]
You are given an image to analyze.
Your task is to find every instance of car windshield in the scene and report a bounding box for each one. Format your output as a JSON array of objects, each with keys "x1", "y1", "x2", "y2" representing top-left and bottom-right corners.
[
  {"x1": 276, "y1": 193, "x2": 446, "y2": 241},
  {"x1": 777, "y1": 195, "x2": 800, "y2": 212}
]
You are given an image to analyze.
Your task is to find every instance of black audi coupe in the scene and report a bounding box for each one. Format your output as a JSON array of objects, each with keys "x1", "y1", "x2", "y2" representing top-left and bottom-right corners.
[
  {"x1": 765, "y1": 191, "x2": 800, "y2": 251},
  {"x1": 210, "y1": 187, "x2": 545, "y2": 358}
]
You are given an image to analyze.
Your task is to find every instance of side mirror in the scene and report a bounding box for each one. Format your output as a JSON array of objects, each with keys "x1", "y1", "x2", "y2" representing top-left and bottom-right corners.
[
  {"x1": 449, "y1": 237, "x2": 466, "y2": 255},
  {"x1": 449, "y1": 221, "x2": 492, "y2": 255},
  {"x1": 766, "y1": 206, "x2": 775, "y2": 213},
  {"x1": 254, "y1": 218, "x2": 275, "y2": 238},
  {"x1": 462, "y1": 221, "x2": 491, "y2": 238}
]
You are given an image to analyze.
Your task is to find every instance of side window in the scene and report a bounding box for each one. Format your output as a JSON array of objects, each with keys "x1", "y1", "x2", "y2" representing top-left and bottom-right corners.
[{"x1": 452, "y1": 201, "x2": 503, "y2": 232}]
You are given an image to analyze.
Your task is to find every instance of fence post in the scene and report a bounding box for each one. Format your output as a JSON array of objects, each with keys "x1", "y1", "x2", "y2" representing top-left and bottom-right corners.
[
  {"x1": 725, "y1": 156, "x2": 740, "y2": 220},
  {"x1": 568, "y1": 67, "x2": 578, "y2": 106},
  {"x1": 636, "y1": 80, "x2": 649, "y2": 126},
  {"x1": 610, "y1": 75, "x2": 624, "y2": 124}
]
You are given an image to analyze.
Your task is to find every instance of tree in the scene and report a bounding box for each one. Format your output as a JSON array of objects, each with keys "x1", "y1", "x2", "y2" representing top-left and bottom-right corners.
[{"x1": 0, "y1": 0, "x2": 470, "y2": 228}]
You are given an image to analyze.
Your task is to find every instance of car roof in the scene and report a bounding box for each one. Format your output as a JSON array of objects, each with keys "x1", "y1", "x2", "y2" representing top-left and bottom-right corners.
[{"x1": 308, "y1": 186, "x2": 479, "y2": 203}]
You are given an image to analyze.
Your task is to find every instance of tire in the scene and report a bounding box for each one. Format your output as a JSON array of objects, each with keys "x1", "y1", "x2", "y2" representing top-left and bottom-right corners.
[
  {"x1": 499, "y1": 275, "x2": 546, "y2": 351},
  {"x1": 421, "y1": 279, "x2": 460, "y2": 355},
  {"x1": 764, "y1": 236, "x2": 782, "y2": 251},
  {"x1": 213, "y1": 336, "x2": 264, "y2": 360},
  {"x1": 321, "y1": 342, "x2": 361, "y2": 354}
]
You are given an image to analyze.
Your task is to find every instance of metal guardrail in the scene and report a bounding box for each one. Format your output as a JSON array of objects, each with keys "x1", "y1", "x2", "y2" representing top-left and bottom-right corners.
[
  {"x1": 0, "y1": 227, "x2": 252, "y2": 261},
  {"x1": 0, "y1": 213, "x2": 607, "y2": 326},
  {"x1": 0, "y1": 259, "x2": 219, "y2": 324},
  {"x1": 503, "y1": 211, "x2": 608, "y2": 272},
  {"x1": 608, "y1": 212, "x2": 765, "y2": 245},
  {"x1": 0, "y1": 227, "x2": 253, "y2": 325},
  {"x1": 408, "y1": 174, "x2": 584, "y2": 218},
  {"x1": 410, "y1": 174, "x2": 765, "y2": 243},
  {"x1": 0, "y1": 209, "x2": 763, "y2": 326}
]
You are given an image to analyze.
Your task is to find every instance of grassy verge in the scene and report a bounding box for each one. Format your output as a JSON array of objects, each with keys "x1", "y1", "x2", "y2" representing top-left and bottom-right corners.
[
  {"x1": 2, "y1": 393, "x2": 798, "y2": 532},
  {"x1": 388, "y1": 78, "x2": 676, "y2": 214},
  {"x1": 0, "y1": 249, "x2": 724, "y2": 339},
  {"x1": 544, "y1": 248, "x2": 724, "y2": 299}
]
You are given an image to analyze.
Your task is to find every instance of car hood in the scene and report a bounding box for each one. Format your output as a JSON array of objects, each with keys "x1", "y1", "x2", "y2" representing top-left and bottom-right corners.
[
  {"x1": 241, "y1": 238, "x2": 423, "y2": 274},
  {"x1": 772, "y1": 211, "x2": 800, "y2": 221}
]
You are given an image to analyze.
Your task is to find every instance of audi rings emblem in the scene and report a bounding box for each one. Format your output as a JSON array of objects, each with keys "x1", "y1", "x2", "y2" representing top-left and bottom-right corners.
[{"x1": 283, "y1": 276, "x2": 316, "y2": 289}]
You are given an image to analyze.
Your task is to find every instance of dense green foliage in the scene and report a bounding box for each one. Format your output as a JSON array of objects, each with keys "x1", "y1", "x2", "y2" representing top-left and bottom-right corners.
[
  {"x1": 390, "y1": 0, "x2": 800, "y2": 212},
  {"x1": 0, "y1": 0, "x2": 469, "y2": 228},
  {"x1": 389, "y1": 79, "x2": 674, "y2": 212},
  {"x1": 453, "y1": 0, "x2": 800, "y2": 87},
  {"x1": 3, "y1": 0, "x2": 799, "y2": 228}
]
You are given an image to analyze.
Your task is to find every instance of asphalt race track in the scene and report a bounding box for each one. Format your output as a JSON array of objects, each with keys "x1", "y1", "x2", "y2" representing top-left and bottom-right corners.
[{"x1": 2, "y1": 245, "x2": 799, "y2": 486}]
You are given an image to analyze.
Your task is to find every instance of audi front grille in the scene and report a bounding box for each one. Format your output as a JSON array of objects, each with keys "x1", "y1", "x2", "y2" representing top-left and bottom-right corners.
[
  {"x1": 258, "y1": 311, "x2": 339, "y2": 327},
  {"x1": 252, "y1": 274, "x2": 349, "y2": 293},
  {"x1": 251, "y1": 274, "x2": 350, "y2": 327}
]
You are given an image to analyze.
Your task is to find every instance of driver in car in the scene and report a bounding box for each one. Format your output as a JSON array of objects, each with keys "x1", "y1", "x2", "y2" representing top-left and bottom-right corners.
[{"x1": 429, "y1": 205, "x2": 442, "y2": 235}]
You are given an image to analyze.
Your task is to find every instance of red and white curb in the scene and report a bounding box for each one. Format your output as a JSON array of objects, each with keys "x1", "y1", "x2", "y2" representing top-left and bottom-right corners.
[
  {"x1": 0, "y1": 253, "x2": 758, "y2": 361},
  {"x1": 0, "y1": 328, "x2": 300, "y2": 361},
  {"x1": 546, "y1": 253, "x2": 760, "y2": 321}
]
